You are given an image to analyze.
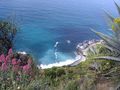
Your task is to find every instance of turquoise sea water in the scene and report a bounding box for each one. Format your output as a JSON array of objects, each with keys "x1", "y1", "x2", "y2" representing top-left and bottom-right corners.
[{"x1": 0, "y1": 0, "x2": 118, "y2": 64}]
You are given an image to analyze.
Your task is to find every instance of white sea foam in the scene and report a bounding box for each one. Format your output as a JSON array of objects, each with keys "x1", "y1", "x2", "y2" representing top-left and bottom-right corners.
[
  {"x1": 54, "y1": 41, "x2": 59, "y2": 48},
  {"x1": 66, "y1": 40, "x2": 71, "y2": 44},
  {"x1": 38, "y1": 59, "x2": 76, "y2": 69},
  {"x1": 75, "y1": 55, "x2": 82, "y2": 60},
  {"x1": 54, "y1": 52, "x2": 58, "y2": 60},
  {"x1": 17, "y1": 51, "x2": 27, "y2": 55},
  {"x1": 38, "y1": 50, "x2": 84, "y2": 69},
  {"x1": 54, "y1": 42, "x2": 59, "y2": 60}
]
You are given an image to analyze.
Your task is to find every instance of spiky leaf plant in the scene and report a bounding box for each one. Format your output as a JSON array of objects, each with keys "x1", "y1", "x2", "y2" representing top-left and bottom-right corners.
[{"x1": 92, "y1": 1, "x2": 120, "y2": 61}]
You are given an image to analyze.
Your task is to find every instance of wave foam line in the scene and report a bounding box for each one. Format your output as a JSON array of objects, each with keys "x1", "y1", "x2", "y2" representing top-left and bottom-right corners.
[{"x1": 38, "y1": 59, "x2": 76, "y2": 69}]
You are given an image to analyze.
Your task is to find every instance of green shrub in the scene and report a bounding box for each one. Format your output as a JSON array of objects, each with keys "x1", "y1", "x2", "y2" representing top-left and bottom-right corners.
[
  {"x1": 56, "y1": 68, "x2": 65, "y2": 77},
  {"x1": 0, "y1": 20, "x2": 18, "y2": 54},
  {"x1": 65, "y1": 80, "x2": 80, "y2": 90}
]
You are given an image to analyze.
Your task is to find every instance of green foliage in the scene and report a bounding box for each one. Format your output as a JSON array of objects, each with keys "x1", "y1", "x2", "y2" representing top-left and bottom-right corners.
[
  {"x1": 0, "y1": 20, "x2": 18, "y2": 54},
  {"x1": 45, "y1": 67, "x2": 57, "y2": 79},
  {"x1": 45, "y1": 67, "x2": 66, "y2": 79},
  {"x1": 91, "y1": 2, "x2": 120, "y2": 61},
  {"x1": 65, "y1": 80, "x2": 80, "y2": 90}
]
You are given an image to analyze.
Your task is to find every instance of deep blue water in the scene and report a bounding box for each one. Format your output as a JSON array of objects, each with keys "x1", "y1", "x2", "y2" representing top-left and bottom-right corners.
[{"x1": 0, "y1": 0, "x2": 119, "y2": 64}]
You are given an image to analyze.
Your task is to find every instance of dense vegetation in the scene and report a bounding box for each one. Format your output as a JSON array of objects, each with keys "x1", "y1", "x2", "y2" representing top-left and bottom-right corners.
[
  {"x1": 0, "y1": 20, "x2": 17, "y2": 54},
  {"x1": 0, "y1": 46, "x2": 118, "y2": 90},
  {"x1": 1, "y1": 1, "x2": 120, "y2": 90}
]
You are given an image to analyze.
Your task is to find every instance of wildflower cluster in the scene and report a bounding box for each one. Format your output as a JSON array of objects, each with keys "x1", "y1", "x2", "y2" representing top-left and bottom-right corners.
[{"x1": 0, "y1": 48, "x2": 36, "y2": 90}]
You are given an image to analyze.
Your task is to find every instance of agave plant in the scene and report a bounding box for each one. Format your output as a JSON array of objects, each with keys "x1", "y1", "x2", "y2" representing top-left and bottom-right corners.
[{"x1": 91, "y1": 1, "x2": 120, "y2": 61}]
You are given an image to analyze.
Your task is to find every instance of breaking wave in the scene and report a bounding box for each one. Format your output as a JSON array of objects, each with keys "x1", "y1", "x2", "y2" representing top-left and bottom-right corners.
[{"x1": 39, "y1": 59, "x2": 76, "y2": 69}]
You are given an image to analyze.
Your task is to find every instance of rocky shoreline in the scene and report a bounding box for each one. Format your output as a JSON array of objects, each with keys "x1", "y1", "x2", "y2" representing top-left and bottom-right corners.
[{"x1": 69, "y1": 39, "x2": 103, "y2": 66}]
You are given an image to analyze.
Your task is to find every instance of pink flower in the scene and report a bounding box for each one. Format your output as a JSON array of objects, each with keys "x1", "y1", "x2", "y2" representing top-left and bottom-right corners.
[
  {"x1": 8, "y1": 48, "x2": 13, "y2": 55},
  {"x1": 23, "y1": 64, "x2": 31, "y2": 74},
  {"x1": 1, "y1": 63, "x2": 8, "y2": 71},
  {"x1": 0, "y1": 56, "x2": 2, "y2": 63},
  {"x1": 12, "y1": 58, "x2": 17, "y2": 65},
  {"x1": 0, "y1": 54, "x2": 6, "y2": 63},
  {"x1": 17, "y1": 59, "x2": 21, "y2": 65},
  {"x1": 5, "y1": 55, "x2": 11, "y2": 63}
]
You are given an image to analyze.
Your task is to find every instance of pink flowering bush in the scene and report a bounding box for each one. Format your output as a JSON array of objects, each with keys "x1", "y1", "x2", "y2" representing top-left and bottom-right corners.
[{"x1": 0, "y1": 48, "x2": 38, "y2": 90}]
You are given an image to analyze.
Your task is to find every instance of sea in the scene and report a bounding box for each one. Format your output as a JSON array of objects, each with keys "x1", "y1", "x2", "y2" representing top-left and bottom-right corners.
[{"x1": 0, "y1": 0, "x2": 119, "y2": 68}]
